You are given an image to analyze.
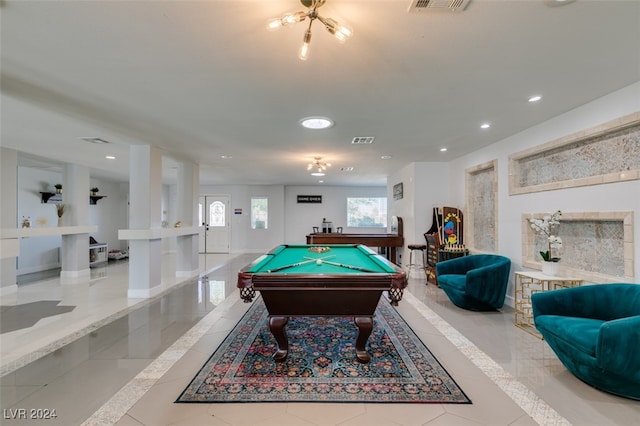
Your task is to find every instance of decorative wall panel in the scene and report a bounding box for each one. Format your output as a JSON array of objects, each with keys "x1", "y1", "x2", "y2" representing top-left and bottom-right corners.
[
  {"x1": 509, "y1": 113, "x2": 640, "y2": 195},
  {"x1": 465, "y1": 160, "x2": 497, "y2": 253},
  {"x1": 522, "y1": 211, "x2": 634, "y2": 283}
]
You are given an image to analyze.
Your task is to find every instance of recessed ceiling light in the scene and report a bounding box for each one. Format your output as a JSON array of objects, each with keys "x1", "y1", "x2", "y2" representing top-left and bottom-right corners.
[
  {"x1": 300, "y1": 117, "x2": 334, "y2": 129},
  {"x1": 480, "y1": 123, "x2": 491, "y2": 129},
  {"x1": 440, "y1": 148, "x2": 447, "y2": 152},
  {"x1": 380, "y1": 155, "x2": 392, "y2": 160},
  {"x1": 105, "y1": 155, "x2": 116, "y2": 160},
  {"x1": 220, "y1": 155, "x2": 233, "y2": 159},
  {"x1": 528, "y1": 95, "x2": 542, "y2": 102}
]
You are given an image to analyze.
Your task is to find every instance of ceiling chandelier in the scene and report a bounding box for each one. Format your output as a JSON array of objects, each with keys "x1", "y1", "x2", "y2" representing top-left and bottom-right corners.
[
  {"x1": 307, "y1": 157, "x2": 331, "y2": 176},
  {"x1": 267, "y1": 0, "x2": 353, "y2": 60}
]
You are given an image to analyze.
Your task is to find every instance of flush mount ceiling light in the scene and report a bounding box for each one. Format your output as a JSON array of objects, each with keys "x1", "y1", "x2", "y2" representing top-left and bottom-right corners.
[
  {"x1": 528, "y1": 95, "x2": 542, "y2": 102},
  {"x1": 300, "y1": 116, "x2": 334, "y2": 129},
  {"x1": 307, "y1": 157, "x2": 331, "y2": 176},
  {"x1": 267, "y1": 0, "x2": 353, "y2": 60}
]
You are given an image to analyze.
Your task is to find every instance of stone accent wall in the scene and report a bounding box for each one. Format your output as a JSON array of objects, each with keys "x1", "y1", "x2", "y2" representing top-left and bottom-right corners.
[
  {"x1": 465, "y1": 160, "x2": 497, "y2": 253},
  {"x1": 509, "y1": 112, "x2": 640, "y2": 195},
  {"x1": 522, "y1": 211, "x2": 634, "y2": 283}
]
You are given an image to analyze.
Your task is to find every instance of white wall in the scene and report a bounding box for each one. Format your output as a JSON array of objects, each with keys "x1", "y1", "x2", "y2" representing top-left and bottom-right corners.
[
  {"x1": 284, "y1": 186, "x2": 388, "y2": 244},
  {"x1": 447, "y1": 81, "x2": 640, "y2": 302},
  {"x1": 388, "y1": 162, "x2": 451, "y2": 266},
  {"x1": 199, "y1": 184, "x2": 285, "y2": 253},
  {"x1": 199, "y1": 184, "x2": 387, "y2": 253},
  {"x1": 16, "y1": 167, "x2": 128, "y2": 274}
]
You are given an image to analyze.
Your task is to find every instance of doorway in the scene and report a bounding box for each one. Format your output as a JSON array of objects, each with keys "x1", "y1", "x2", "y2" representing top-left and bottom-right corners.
[{"x1": 198, "y1": 195, "x2": 230, "y2": 253}]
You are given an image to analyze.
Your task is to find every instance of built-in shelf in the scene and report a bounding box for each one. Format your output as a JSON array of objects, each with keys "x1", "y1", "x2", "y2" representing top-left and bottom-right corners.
[
  {"x1": 89, "y1": 243, "x2": 108, "y2": 265},
  {"x1": 1, "y1": 226, "x2": 98, "y2": 239},
  {"x1": 40, "y1": 192, "x2": 107, "y2": 204}
]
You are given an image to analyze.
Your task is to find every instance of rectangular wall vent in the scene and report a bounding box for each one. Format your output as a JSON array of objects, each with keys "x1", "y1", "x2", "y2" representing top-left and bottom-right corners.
[
  {"x1": 351, "y1": 136, "x2": 375, "y2": 144},
  {"x1": 409, "y1": 0, "x2": 471, "y2": 12},
  {"x1": 80, "y1": 137, "x2": 111, "y2": 144}
]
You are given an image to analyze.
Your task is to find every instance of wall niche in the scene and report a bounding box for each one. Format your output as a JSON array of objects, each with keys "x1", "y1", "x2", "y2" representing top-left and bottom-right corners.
[
  {"x1": 522, "y1": 211, "x2": 634, "y2": 283},
  {"x1": 509, "y1": 112, "x2": 640, "y2": 195}
]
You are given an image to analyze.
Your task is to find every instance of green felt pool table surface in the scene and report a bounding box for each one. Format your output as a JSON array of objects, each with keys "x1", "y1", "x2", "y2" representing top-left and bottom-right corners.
[{"x1": 246, "y1": 244, "x2": 397, "y2": 274}]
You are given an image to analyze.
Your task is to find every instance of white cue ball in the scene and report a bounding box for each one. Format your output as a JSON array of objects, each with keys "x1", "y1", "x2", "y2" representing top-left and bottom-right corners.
[{"x1": 316, "y1": 259, "x2": 322, "y2": 265}]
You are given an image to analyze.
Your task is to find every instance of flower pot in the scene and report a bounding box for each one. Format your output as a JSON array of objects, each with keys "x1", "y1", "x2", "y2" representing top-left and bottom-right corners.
[{"x1": 542, "y1": 261, "x2": 559, "y2": 276}]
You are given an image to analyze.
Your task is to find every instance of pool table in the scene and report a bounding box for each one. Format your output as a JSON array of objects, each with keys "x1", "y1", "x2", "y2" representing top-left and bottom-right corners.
[{"x1": 237, "y1": 244, "x2": 407, "y2": 363}]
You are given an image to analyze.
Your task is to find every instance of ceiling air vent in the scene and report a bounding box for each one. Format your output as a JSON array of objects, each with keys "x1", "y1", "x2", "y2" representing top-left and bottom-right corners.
[
  {"x1": 80, "y1": 137, "x2": 111, "y2": 144},
  {"x1": 351, "y1": 136, "x2": 375, "y2": 144},
  {"x1": 409, "y1": 0, "x2": 471, "y2": 12}
]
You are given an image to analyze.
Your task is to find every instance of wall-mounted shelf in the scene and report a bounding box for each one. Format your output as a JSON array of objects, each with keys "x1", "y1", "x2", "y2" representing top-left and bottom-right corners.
[
  {"x1": 40, "y1": 192, "x2": 61, "y2": 203},
  {"x1": 40, "y1": 192, "x2": 107, "y2": 204}
]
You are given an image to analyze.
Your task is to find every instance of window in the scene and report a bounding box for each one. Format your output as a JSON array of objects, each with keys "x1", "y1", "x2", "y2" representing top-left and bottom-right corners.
[
  {"x1": 347, "y1": 197, "x2": 387, "y2": 228},
  {"x1": 251, "y1": 197, "x2": 268, "y2": 229},
  {"x1": 210, "y1": 201, "x2": 225, "y2": 227}
]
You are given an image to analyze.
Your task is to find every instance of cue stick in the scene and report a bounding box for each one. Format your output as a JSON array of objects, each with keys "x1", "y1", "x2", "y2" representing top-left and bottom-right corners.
[
  {"x1": 318, "y1": 259, "x2": 378, "y2": 273},
  {"x1": 266, "y1": 255, "x2": 335, "y2": 273},
  {"x1": 303, "y1": 255, "x2": 336, "y2": 262}
]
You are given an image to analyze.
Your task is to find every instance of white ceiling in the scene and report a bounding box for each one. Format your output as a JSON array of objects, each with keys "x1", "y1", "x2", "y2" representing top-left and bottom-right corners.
[{"x1": 2, "y1": 0, "x2": 639, "y2": 186}]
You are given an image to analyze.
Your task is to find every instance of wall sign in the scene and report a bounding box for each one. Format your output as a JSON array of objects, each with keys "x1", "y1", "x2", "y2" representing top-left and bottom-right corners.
[
  {"x1": 297, "y1": 195, "x2": 322, "y2": 203},
  {"x1": 393, "y1": 183, "x2": 403, "y2": 200}
]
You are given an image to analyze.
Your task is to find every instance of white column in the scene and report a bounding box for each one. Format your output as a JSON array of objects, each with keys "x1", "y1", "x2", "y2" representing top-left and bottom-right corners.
[
  {"x1": 0, "y1": 148, "x2": 18, "y2": 295},
  {"x1": 176, "y1": 160, "x2": 200, "y2": 277},
  {"x1": 60, "y1": 164, "x2": 91, "y2": 281},
  {"x1": 127, "y1": 145, "x2": 163, "y2": 298}
]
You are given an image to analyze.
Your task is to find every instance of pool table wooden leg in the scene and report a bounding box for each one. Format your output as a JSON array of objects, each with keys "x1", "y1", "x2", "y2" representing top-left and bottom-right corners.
[
  {"x1": 388, "y1": 288, "x2": 404, "y2": 306},
  {"x1": 268, "y1": 316, "x2": 289, "y2": 362},
  {"x1": 354, "y1": 316, "x2": 373, "y2": 363}
]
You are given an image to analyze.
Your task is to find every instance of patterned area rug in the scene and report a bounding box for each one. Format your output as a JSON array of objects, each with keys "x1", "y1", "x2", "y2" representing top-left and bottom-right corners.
[{"x1": 176, "y1": 296, "x2": 470, "y2": 403}]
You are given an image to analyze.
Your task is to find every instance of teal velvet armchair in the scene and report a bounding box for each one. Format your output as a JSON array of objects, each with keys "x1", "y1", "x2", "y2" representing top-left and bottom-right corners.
[
  {"x1": 435, "y1": 254, "x2": 511, "y2": 311},
  {"x1": 532, "y1": 283, "x2": 640, "y2": 400}
]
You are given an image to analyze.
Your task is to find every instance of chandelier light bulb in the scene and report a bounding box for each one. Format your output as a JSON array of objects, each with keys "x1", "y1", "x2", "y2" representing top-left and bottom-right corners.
[
  {"x1": 334, "y1": 24, "x2": 352, "y2": 42},
  {"x1": 284, "y1": 11, "x2": 306, "y2": 25},
  {"x1": 299, "y1": 28, "x2": 312, "y2": 60},
  {"x1": 267, "y1": 18, "x2": 283, "y2": 31}
]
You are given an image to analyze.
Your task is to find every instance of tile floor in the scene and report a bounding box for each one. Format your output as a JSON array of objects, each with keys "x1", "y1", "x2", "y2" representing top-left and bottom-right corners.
[{"x1": 1, "y1": 254, "x2": 638, "y2": 425}]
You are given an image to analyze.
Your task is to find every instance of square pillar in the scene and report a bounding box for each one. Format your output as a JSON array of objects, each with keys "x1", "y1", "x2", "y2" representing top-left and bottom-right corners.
[
  {"x1": 61, "y1": 164, "x2": 91, "y2": 281},
  {"x1": 127, "y1": 145, "x2": 163, "y2": 298},
  {"x1": 0, "y1": 148, "x2": 18, "y2": 295},
  {"x1": 176, "y1": 160, "x2": 199, "y2": 277}
]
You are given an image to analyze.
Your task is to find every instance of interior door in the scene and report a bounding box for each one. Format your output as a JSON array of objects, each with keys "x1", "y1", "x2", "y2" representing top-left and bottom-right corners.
[{"x1": 198, "y1": 195, "x2": 230, "y2": 253}]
